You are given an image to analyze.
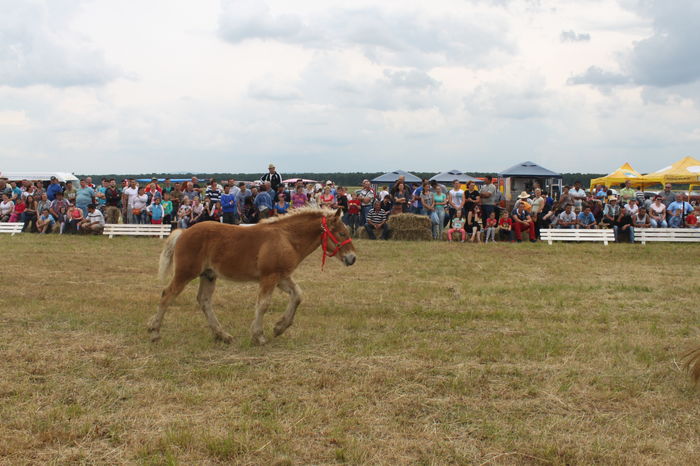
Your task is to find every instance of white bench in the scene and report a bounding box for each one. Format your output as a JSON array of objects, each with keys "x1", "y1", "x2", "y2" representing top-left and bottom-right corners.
[
  {"x1": 103, "y1": 224, "x2": 172, "y2": 239},
  {"x1": 0, "y1": 222, "x2": 24, "y2": 236},
  {"x1": 540, "y1": 228, "x2": 615, "y2": 245},
  {"x1": 634, "y1": 228, "x2": 700, "y2": 245}
]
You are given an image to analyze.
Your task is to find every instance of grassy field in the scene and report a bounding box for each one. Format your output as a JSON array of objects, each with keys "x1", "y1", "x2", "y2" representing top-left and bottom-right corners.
[{"x1": 1, "y1": 235, "x2": 700, "y2": 464}]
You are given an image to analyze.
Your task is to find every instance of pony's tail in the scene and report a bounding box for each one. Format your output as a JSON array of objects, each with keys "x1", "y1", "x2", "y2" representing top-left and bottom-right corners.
[
  {"x1": 158, "y1": 229, "x2": 183, "y2": 282},
  {"x1": 681, "y1": 344, "x2": 700, "y2": 384}
]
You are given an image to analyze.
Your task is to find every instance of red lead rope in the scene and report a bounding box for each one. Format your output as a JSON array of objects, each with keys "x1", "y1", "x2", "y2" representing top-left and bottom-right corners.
[{"x1": 320, "y1": 216, "x2": 353, "y2": 270}]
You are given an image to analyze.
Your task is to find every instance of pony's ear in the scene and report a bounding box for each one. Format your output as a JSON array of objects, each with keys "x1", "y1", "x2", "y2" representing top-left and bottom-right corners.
[{"x1": 334, "y1": 208, "x2": 342, "y2": 218}]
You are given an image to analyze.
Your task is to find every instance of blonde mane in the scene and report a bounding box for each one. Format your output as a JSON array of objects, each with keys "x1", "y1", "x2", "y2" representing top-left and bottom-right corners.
[{"x1": 260, "y1": 206, "x2": 338, "y2": 224}]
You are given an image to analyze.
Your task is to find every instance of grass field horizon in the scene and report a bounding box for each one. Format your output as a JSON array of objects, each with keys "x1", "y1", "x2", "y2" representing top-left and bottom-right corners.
[{"x1": 1, "y1": 235, "x2": 699, "y2": 464}]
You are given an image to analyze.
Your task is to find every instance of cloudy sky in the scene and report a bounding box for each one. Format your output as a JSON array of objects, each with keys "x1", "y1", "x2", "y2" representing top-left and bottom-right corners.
[{"x1": 1, "y1": 0, "x2": 699, "y2": 175}]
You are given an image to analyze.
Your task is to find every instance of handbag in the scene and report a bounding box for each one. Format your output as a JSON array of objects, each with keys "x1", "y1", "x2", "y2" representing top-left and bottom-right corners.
[{"x1": 132, "y1": 208, "x2": 142, "y2": 215}]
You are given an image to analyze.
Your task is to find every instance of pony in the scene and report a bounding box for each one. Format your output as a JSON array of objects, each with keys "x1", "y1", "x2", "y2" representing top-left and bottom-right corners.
[
  {"x1": 148, "y1": 207, "x2": 356, "y2": 345},
  {"x1": 682, "y1": 345, "x2": 700, "y2": 384}
]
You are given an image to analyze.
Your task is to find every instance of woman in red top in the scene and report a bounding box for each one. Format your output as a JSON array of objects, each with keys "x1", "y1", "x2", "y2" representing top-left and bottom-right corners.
[
  {"x1": 9, "y1": 198, "x2": 26, "y2": 223},
  {"x1": 319, "y1": 186, "x2": 336, "y2": 209},
  {"x1": 66, "y1": 202, "x2": 84, "y2": 234}
]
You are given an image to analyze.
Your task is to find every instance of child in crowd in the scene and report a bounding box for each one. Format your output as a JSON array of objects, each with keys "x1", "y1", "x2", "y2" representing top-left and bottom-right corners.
[
  {"x1": 273, "y1": 193, "x2": 289, "y2": 216},
  {"x1": 36, "y1": 208, "x2": 55, "y2": 234},
  {"x1": 686, "y1": 207, "x2": 699, "y2": 228},
  {"x1": 147, "y1": 196, "x2": 165, "y2": 224},
  {"x1": 498, "y1": 211, "x2": 513, "y2": 242},
  {"x1": 346, "y1": 196, "x2": 361, "y2": 236},
  {"x1": 484, "y1": 211, "x2": 497, "y2": 243},
  {"x1": 468, "y1": 205, "x2": 482, "y2": 243},
  {"x1": 447, "y1": 209, "x2": 466, "y2": 242}
]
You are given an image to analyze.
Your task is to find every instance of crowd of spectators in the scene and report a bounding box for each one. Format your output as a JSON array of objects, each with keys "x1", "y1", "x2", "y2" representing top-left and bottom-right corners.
[{"x1": 1, "y1": 168, "x2": 698, "y2": 243}]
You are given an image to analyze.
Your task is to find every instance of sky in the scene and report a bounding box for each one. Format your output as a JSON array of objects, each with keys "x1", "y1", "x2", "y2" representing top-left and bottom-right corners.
[{"x1": 1, "y1": 0, "x2": 699, "y2": 175}]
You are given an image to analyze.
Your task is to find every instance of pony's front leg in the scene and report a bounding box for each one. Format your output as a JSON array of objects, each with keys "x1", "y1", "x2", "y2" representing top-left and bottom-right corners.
[
  {"x1": 274, "y1": 277, "x2": 303, "y2": 337},
  {"x1": 251, "y1": 276, "x2": 278, "y2": 345}
]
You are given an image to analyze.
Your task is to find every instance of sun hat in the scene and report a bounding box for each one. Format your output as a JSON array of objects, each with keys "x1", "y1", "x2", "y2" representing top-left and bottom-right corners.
[
  {"x1": 608, "y1": 196, "x2": 618, "y2": 201},
  {"x1": 268, "y1": 163, "x2": 275, "y2": 169},
  {"x1": 517, "y1": 191, "x2": 530, "y2": 199}
]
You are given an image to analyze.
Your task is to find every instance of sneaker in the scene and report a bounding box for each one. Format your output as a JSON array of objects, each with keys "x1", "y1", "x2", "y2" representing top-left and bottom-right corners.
[
  {"x1": 517, "y1": 239, "x2": 522, "y2": 243},
  {"x1": 530, "y1": 239, "x2": 537, "y2": 243}
]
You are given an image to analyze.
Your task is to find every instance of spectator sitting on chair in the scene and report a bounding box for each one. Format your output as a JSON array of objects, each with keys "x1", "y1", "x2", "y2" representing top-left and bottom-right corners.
[
  {"x1": 484, "y1": 211, "x2": 498, "y2": 242},
  {"x1": 511, "y1": 203, "x2": 536, "y2": 242},
  {"x1": 23, "y1": 195, "x2": 38, "y2": 232},
  {"x1": 79, "y1": 204, "x2": 105, "y2": 234},
  {"x1": 601, "y1": 196, "x2": 620, "y2": 229},
  {"x1": 364, "y1": 200, "x2": 390, "y2": 240},
  {"x1": 632, "y1": 206, "x2": 651, "y2": 229},
  {"x1": 36, "y1": 208, "x2": 55, "y2": 234},
  {"x1": 557, "y1": 205, "x2": 577, "y2": 229},
  {"x1": 468, "y1": 204, "x2": 483, "y2": 243},
  {"x1": 649, "y1": 196, "x2": 667, "y2": 228},
  {"x1": 577, "y1": 206, "x2": 597, "y2": 229},
  {"x1": 617, "y1": 208, "x2": 634, "y2": 242},
  {"x1": 623, "y1": 199, "x2": 639, "y2": 216}
]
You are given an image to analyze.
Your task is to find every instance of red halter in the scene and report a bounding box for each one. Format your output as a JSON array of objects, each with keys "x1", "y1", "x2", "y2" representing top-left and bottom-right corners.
[{"x1": 320, "y1": 216, "x2": 353, "y2": 269}]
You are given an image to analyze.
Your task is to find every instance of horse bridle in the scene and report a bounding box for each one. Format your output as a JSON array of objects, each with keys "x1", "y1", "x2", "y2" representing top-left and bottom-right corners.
[{"x1": 320, "y1": 216, "x2": 353, "y2": 269}]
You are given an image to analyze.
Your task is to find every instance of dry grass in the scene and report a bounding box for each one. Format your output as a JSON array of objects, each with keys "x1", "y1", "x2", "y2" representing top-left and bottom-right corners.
[{"x1": 1, "y1": 235, "x2": 700, "y2": 464}]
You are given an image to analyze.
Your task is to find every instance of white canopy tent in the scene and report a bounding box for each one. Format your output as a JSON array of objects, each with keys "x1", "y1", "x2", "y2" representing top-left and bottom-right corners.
[{"x1": 0, "y1": 171, "x2": 79, "y2": 183}]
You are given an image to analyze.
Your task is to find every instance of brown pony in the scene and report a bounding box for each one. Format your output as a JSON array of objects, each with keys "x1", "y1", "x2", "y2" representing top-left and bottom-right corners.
[
  {"x1": 682, "y1": 345, "x2": 700, "y2": 384},
  {"x1": 148, "y1": 208, "x2": 356, "y2": 345}
]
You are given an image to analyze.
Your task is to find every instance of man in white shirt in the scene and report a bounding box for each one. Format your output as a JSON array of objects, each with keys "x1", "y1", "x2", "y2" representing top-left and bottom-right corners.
[
  {"x1": 79, "y1": 204, "x2": 105, "y2": 234},
  {"x1": 122, "y1": 179, "x2": 139, "y2": 224},
  {"x1": 570, "y1": 181, "x2": 587, "y2": 213}
]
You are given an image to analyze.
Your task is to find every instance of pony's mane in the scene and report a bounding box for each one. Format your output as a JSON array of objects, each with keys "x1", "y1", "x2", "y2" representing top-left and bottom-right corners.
[{"x1": 260, "y1": 206, "x2": 337, "y2": 224}]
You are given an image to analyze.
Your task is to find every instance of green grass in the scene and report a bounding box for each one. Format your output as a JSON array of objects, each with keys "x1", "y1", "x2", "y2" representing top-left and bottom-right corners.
[{"x1": 1, "y1": 235, "x2": 700, "y2": 464}]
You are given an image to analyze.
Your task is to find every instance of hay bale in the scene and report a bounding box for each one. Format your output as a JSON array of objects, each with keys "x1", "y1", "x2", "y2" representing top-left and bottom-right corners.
[
  {"x1": 357, "y1": 227, "x2": 369, "y2": 239},
  {"x1": 387, "y1": 213, "x2": 432, "y2": 241}
]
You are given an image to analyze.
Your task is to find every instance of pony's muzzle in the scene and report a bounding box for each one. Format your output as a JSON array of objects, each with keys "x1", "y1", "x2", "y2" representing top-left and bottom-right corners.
[{"x1": 343, "y1": 253, "x2": 356, "y2": 266}]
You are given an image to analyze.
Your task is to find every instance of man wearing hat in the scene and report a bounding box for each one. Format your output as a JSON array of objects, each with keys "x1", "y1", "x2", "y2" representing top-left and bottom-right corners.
[
  {"x1": 601, "y1": 196, "x2": 620, "y2": 230},
  {"x1": 260, "y1": 164, "x2": 282, "y2": 192},
  {"x1": 46, "y1": 176, "x2": 63, "y2": 201}
]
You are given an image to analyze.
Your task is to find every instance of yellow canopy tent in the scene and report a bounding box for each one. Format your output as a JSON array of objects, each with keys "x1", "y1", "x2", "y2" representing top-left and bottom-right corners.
[
  {"x1": 640, "y1": 156, "x2": 700, "y2": 185},
  {"x1": 589, "y1": 162, "x2": 644, "y2": 190}
]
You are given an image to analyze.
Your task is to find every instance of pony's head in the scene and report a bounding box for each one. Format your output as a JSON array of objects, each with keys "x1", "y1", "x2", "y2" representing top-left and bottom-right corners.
[{"x1": 323, "y1": 209, "x2": 356, "y2": 266}]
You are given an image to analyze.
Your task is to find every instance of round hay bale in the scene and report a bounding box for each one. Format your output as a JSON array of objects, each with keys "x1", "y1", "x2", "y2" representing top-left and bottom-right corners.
[
  {"x1": 387, "y1": 213, "x2": 432, "y2": 241},
  {"x1": 357, "y1": 227, "x2": 370, "y2": 239}
]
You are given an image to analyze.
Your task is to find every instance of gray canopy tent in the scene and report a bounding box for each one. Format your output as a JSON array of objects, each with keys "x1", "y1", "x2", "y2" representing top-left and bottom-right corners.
[
  {"x1": 430, "y1": 169, "x2": 481, "y2": 184},
  {"x1": 370, "y1": 170, "x2": 422, "y2": 184},
  {"x1": 498, "y1": 161, "x2": 562, "y2": 204}
]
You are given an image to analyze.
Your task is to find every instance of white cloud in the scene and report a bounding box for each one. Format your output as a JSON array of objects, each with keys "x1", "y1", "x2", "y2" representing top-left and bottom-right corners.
[{"x1": 0, "y1": 0, "x2": 122, "y2": 88}]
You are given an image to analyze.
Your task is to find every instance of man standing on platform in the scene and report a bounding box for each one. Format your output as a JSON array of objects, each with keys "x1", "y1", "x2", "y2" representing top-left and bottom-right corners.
[{"x1": 260, "y1": 163, "x2": 283, "y2": 192}]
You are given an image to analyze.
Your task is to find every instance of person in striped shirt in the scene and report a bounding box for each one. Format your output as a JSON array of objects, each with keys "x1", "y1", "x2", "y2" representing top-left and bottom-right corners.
[{"x1": 364, "y1": 200, "x2": 390, "y2": 240}]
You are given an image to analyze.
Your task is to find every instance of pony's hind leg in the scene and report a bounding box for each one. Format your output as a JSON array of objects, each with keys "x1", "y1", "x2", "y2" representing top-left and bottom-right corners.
[
  {"x1": 251, "y1": 275, "x2": 279, "y2": 345},
  {"x1": 148, "y1": 278, "x2": 188, "y2": 342},
  {"x1": 197, "y1": 273, "x2": 233, "y2": 343},
  {"x1": 274, "y1": 277, "x2": 303, "y2": 337}
]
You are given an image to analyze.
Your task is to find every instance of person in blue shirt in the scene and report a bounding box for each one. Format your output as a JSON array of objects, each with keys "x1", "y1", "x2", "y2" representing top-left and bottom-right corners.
[
  {"x1": 254, "y1": 183, "x2": 273, "y2": 220},
  {"x1": 220, "y1": 184, "x2": 238, "y2": 224},
  {"x1": 667, "y1": 194, "x2": 694, "y2": 221},
  {"x1": 75, "y1": 179, "x2": 95, "y2": 216},
  {"x1": 577, "y1": 206, "x2": 597, "y2": 229}
]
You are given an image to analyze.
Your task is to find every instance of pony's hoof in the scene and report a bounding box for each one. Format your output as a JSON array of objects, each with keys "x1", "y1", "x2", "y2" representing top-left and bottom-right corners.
[
  {"x1": 149, "y1": 332, "x2": 161, "y2": 343},
  {"x1": 273, "y1": 323, "x2": 287, "y2": 337},
  {"x1": 215, "y1": 333, "x2": 233, "y2": 344},
  {"x1": 252, "y1": 334, "x2": 268, "y2": 346}
]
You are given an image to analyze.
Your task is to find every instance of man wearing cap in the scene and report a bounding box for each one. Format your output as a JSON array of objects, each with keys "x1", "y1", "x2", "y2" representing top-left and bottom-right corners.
[
  {"x1": 260, "y1": 164, "x2": 282, "y2": 192},
  {"x1": 511, "y1": 202, "x2": 537, "y2": 242},
  {"x1": 46, "y1": 176, "x2": 63, "y2": 201}
]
